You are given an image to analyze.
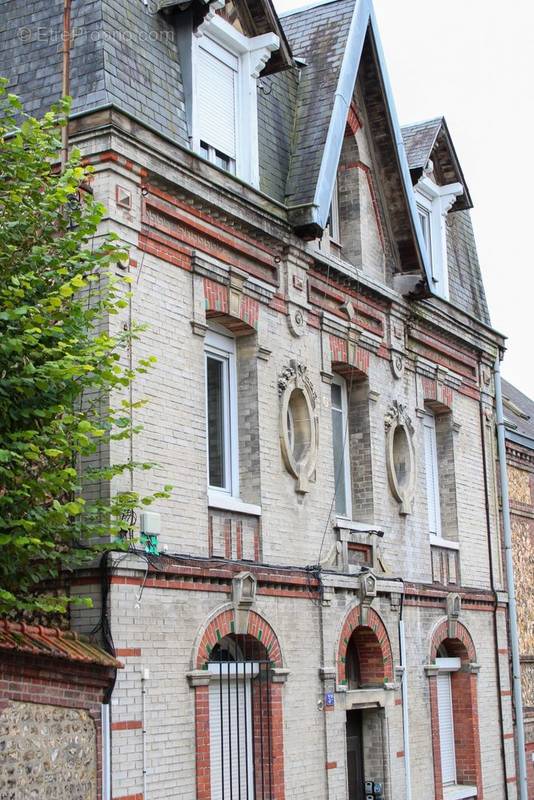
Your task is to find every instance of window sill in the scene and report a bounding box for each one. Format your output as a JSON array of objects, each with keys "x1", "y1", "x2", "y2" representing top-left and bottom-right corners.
[
  {"x1": 335, "y1": 518, "x2": 385, "y2": 536},
  {"x1": 430, "y1": 536, "x2": 460, "y2": 551},
  {"x1": 443, "y1": 785, "x2": 477, "y2": 800},
  {"x1": 208, "y1": 491, "x2": 261, "y2": 517}
]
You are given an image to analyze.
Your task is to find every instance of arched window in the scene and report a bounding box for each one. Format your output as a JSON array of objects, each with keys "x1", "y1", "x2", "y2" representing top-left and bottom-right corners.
[
  {"x1": 428, "y1": 627, "x2": 482, "y2": 800},
  {"x1": 345, "y1": 626, "x2": 387, "y2": 690}
]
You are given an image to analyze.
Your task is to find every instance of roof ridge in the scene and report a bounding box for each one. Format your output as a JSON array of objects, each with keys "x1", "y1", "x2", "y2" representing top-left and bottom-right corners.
[
  {"x1": 401, "y1": 116, "x2": 444, "y2": 130},
  {"x1": 278, "y1": 0, "x2": 350, "y2": 19}
]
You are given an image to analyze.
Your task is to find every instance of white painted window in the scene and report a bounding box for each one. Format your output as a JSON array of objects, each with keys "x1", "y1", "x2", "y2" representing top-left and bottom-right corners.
[
  {"x1": 328, "y1": 179, "x2": 341, "y2": 244},
  {"x1": 331, "y1": 375, "x2": 352, "y2": 519},
  {"x1": 436, "y1": 657, "x2": 462, "y2": 788},
  {"x1": 197, "y1": 36, "x2": 238, "y2": 174},
  {"x1": 205, "y1": 327, "x2": 239, "y2": 497},
  {"x1": 424, "y1": 410, "x2": 441, "y2": 536},
  {"x1": 418, "y1": 204, "x2": 432, "y2": 254},
  {"x1": 414, "y1": 173, "x2": 464, "y2": 300},
  {"x1": 437, "y1": 670, "x2": 456, "y2": 784},
  {"x1": 192, "y1": 13, "x2": 279, "y2": 187}
]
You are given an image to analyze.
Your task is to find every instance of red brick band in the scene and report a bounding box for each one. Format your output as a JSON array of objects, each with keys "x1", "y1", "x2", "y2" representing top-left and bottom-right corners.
[{"x1": 111, "y1": 720, "x2": 142, "y2": 731}]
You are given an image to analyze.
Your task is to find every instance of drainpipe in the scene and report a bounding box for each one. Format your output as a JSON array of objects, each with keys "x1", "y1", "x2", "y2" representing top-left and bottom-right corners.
[
  {"x1": 61, "y1": 0, "x2": 72, "y2": 172},
  {"x1": 398, "y1": 595, "x2": 412, "y2": 800},
  {"x1": 102, "y1": 703, "x2": 111, "y2": 800},
  {"x1": 478, "y1": 372, "x2": 509, "y2": 798},
  {"x1": 494, "y1": 355, "x2": 528, "y2": 800},
  {"x1": 141, "y1": 668, "x2": 149, "y2": 798}
]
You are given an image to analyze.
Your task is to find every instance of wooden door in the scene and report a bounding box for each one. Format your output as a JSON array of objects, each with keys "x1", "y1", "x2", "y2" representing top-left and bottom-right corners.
[{"x1": 346, "y1": 710, "x2": 365, "y2": 800}]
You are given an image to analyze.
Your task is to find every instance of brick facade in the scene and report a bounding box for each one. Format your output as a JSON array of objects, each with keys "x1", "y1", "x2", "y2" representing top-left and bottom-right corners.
[{"x1": 0, "y1": 1, "x2": 518, "y2": 798}]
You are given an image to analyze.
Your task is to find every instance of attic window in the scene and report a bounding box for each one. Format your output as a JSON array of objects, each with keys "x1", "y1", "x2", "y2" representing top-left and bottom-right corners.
[
  {"x1": 414, "y1": 172, "x2": 463, "y2": 301},
  {"x1": 192, "y1": 13, "x2": 279, "y2": 187}
]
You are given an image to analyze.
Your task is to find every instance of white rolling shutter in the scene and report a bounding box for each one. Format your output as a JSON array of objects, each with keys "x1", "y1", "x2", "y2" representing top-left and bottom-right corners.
[
  {"x1": 197, "y1": 37, "x2": 238, "y2": 160},
  {"x1": 209, "y1": 668, "x2": 254, "y2": 800},
  {"x1": 437, "y1": 671, "x2": 456, "y2": 785},
  {"x1": 424, "y1": 411, "x2": 441, "y2": 535}
]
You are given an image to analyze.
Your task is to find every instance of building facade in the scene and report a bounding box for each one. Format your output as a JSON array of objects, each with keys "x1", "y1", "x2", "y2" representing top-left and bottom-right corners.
[
  {"x1": 0, "y1": 0, "x2": 520, "y2": 798},
  {"x1": 501, "y1": 381, "x2": 534, "y2": 798}
]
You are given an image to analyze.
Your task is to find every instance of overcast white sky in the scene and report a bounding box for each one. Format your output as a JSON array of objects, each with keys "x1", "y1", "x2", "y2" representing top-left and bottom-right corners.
[{"x1": 274, "y1": 0, "x2": 534, "y2": 399}]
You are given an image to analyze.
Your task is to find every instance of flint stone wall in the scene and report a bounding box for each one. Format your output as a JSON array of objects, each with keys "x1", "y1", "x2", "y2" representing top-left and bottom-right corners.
[{"x1": 0, "y1": 702, "x2": 97, "y2": 800}]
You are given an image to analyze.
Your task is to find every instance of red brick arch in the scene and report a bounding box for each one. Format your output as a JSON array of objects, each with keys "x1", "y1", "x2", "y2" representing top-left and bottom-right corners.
[
  {"x1": 204, "y1": 277, "x2": 259, "y2": 334},
  {"x1": 195, "y1": 608, "x2": 283, "y2": 669},
  {"x1": 422, "y1": 376, "x2": 454, "y2": 412},
  {"x1": 193, "y1": 608, "x2": 285, "y2": 800},
  {"x1": 336, "y1": 605, "x2": 394, "y2": 686},
  {"x1": 427, "y1": 619, "x2": 481, "y2": 800},
  {"x1": 429, "y1": 619, "x2": 477, "y2": 664}
]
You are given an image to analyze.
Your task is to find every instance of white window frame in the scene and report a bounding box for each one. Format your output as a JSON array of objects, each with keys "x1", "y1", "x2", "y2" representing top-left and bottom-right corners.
[
  {"x1": 205, "y1": 327, "x2": 239, "y2": 499},
  {"x1": 424, "y1": 410, "x2": 442, "y2": 537},
  {"x1": 331, "y1": 374, "x2": 352, "y2": 521},
  {"x1": 192, "y1": 11, "x2": 279, "y2": 187},
  {"x1": 328, "y1": 178, "x2": 341, "y2": 245},
  {"x1": 436, "y1": 658, "x2": 461, "y2": 787},
  {"x1": 414, "y1": 174, "x2": 464, "y2": 301}
]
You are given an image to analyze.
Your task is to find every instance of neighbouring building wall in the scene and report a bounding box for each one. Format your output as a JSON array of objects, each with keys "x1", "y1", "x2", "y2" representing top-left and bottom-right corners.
[
  {"x1": 506, "y1": 439, "x2": 534, "y2": 796},
  {"x1": 0, "y1": 623, "x2": 119, "y2": 800}
]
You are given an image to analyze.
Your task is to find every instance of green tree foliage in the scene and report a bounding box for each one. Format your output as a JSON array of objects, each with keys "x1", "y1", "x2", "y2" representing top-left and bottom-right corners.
[{"x1": 0, "y1": 82, "x2": 169, "y2": 614}]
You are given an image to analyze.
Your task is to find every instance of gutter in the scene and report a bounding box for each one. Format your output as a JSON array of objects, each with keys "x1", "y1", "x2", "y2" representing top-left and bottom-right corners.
[
  {"x1": 61, "y1": 0, "x2": 72, "y2": 173},
  {"x1": 504, "y1": 429, "x2": 534, "y2": 451},
  {"x1": 311, "y1": 0, "x2": 370, "y2": 230},
  {"x1": 398, "y1": 596, "x2": 412, "y2": 800},
  {"x1": 479, "y1": 377, "x2": 509, "y2": 798},
  {"x1": 494, "y1": 356, "x2": 528, "y2": 800}
]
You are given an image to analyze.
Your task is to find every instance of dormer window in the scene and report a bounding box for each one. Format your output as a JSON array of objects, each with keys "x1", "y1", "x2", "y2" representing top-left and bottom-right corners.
[
  {"x1": 192, "y1": 12, "x2": 279, "y2": 187},
  {"x1": 414, "y1": 168, "x2": 464, "y2": 300},
  {"x1": 197, "y1": 35, "x2": 238, "y2": 174}
]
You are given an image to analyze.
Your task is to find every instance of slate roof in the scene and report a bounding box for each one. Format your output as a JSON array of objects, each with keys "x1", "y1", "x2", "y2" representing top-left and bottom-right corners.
[
  {"x1": 0, "y1": 620, "x2": 122, "y2": 669},
  {"x1": 401, "y1": 117, "x2": 443, "y2": 170},
  {"x1": 281, "y1": 0, "x2": 356, "y2": 208},
  {"x1": 501, "y1": 379, "x2": 534, "y2": 446},
  {"x1": 401, "y1": 117, "x2": 472, "y2": 211}
]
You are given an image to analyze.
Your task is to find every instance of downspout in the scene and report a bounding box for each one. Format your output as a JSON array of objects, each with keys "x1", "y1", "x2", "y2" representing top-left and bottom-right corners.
[
  {"x1": 478, "y1": 374, "x2": 509, "y2": 798},
  {"x1": 61, "y1": 0, "x2": 72, "y2": 172},
  {"x1": 398, "y1": 593, "x2": 412, "y2": 800},
  {"x1": 494, "y1": 356, "x2": 528, "y2": 800},
  {"x1": 102, "y1": 703, "x2": 111, "y2": 800},
  {"x1": 141, "y1": 668, "x2": 149, "y2": 799}
]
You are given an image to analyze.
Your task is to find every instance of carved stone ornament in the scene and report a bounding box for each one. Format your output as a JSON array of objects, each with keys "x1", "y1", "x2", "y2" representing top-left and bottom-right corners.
[
  {"x1": 233, "y1": 572, "x2": 257, "y2": 610},
  {"x1": 287, "y1": 305, "x2": 306, "y2": 337},
  {"x1": 385, "y1": 401, "x2": 416, "y2": 515},
  {"x1": 391, "y1": 351, "x2": 404, "y2": 380},
  {"x1": 279, "y1": 360, "x2": 319, "y2": 494}
]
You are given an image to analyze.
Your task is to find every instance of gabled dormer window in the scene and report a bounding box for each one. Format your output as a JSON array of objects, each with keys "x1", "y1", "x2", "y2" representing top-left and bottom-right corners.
[
  {"x1": 192, "y1": 11, "x2": 279, "y2": 187},
  {"x1": 415, "y1": 166, "x2": 464, "y2": 300}
]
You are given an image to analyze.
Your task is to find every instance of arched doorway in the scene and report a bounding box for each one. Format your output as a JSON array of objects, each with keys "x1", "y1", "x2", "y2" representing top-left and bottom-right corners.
[
  {"x1": 208, "y1": 634, "x2": 273, "y2": 800},
  {"x1": 337, "y1": 607, "x2": 393, "y2": 800},
  {"x1": 191, "y1": 608, "x2": 286, "y2": 800}
]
